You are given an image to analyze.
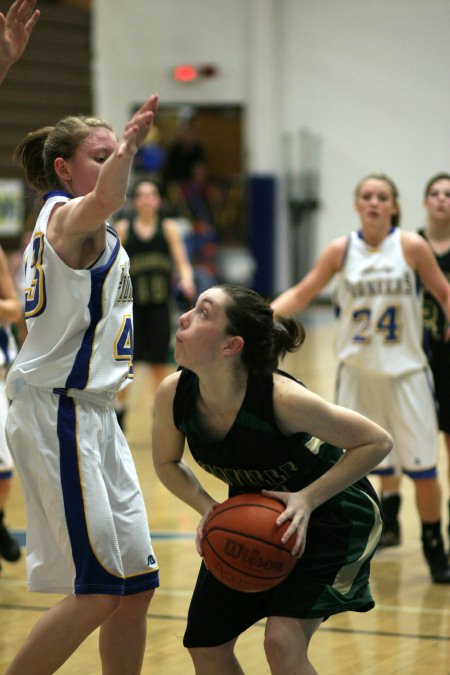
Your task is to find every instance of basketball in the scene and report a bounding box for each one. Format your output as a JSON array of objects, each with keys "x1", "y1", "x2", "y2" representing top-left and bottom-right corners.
[{"x1": 203, "y1": 493, "x2": 296, "y2": 592}]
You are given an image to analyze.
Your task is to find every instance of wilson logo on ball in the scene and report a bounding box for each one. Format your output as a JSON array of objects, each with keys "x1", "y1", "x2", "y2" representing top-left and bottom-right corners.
[{"x1": 223, "y1": 538, "x2": 285, "y2": 572}]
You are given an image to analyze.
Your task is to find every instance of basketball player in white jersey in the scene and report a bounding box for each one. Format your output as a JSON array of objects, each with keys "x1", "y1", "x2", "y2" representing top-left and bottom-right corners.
[
  {"x1": 4, "y1": 94, "x2": 160, "y2": 674},
  {"x1": 0, "y1": 0, "x2": 40, "y2": 574},
  {"x1": 272, "y1": 173, "x2": 450, "y2": 584}
]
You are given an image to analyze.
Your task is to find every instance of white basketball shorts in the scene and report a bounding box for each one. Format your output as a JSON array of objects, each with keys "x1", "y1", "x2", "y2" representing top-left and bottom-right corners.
[
  {"x1": 335, "y1": 364, "x2": 438, "y2": 477},
  {"x1": 6, "y1": 385, "x2": 159, "y2": 595}
]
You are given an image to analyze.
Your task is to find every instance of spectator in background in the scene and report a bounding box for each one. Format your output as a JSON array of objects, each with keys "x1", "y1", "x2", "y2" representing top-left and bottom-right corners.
[
  {"x1": 133, "y1": 124, "x2": 166, "y2": 177},
  {"x1": 179, "y1": 160, "x2": 221, "y2": 295},
  {"x1": 163, "y1": 120, "x2": 206, "y2": 184}
]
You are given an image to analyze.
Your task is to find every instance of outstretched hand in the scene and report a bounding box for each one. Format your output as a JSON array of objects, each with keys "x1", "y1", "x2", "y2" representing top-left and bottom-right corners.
[
  {"x1": 261, "y1": 488, "x2": 312, "y2": 558},
  {"x1": 0, "y1": 0, "x2": 40, "y2": 73},
  {"x1": 117, "y1": 94, "x2": 159, "y2": 158}
]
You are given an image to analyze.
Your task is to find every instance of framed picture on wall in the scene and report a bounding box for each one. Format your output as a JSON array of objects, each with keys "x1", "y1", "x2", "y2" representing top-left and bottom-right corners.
[{"x1": 0, "y1": 179, "x2": 24, "y2": 237}]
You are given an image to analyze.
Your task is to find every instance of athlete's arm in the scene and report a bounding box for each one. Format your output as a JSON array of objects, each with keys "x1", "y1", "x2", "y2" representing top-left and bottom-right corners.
[
  {"x1": 163, "y1": 219, "x2": 196, "y2": 300},
  {"x1": 271, "y1": 236, "x2": 347, "y2": 316},
  {"x1": 152, "y1": 371, "x2": 216, "y2": 516},
  {"x1": 262, "y1": 374, "x2": 392, "y2": 556}
]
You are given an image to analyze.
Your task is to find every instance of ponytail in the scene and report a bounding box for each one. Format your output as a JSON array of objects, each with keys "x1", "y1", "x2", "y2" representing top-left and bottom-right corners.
[{"x1": 220, "y1": 284, "x2": 305, "y2": 373}]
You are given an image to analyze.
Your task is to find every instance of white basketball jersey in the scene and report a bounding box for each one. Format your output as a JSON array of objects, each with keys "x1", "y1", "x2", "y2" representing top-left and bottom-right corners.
[
  {"x1": 6, "y1": 194, "x2": 134, "y2": 399},
  {"x1": 332, "y1": 228, "x2": 426, "y2": 376}
]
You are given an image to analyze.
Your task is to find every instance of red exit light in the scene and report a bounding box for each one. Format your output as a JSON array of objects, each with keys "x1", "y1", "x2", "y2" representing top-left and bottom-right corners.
[{"x1": 173, "y1": 65, "x2": 198, "y2": 82}]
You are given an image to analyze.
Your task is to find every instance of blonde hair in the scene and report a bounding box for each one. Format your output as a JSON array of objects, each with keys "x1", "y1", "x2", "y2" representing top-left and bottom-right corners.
[{"x1": 13, "y1": 116, "x2": 114, "y2": 194}]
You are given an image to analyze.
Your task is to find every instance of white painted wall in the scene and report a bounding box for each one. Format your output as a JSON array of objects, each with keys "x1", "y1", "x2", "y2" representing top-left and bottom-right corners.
[
  {"x1": 93, "y1": 0, "x2": 450, "y2": 293},
  {"x1": 92, "y1": 0, "x2": 248, "y2": 130},
  {"x1": 278, "y1": 0, "x2": 450, "y2": 291}
]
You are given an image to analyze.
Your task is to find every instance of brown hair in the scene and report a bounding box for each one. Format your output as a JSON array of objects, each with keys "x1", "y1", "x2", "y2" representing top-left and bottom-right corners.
[
  {"x1": 220, "y1": 284, "x2": 305, "y2": 373},
  {"x1": 354, "y1": 173, "x2": 401, "y2": 227},
  {"x1": 423, "y1": 173, "x2": 450, "y2": 198},
  {"x1": 13, "y1": 116, "x2": 114, "y2": 194}
]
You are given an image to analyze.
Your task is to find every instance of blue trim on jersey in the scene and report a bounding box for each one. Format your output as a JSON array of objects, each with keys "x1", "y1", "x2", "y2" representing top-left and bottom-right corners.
[
  {"x1": 64, "y1": 233, "x2": 121, "y2": 390},
  {"x1": 404, "y1": 466, "x2": 437, "y2": 480},
  {"x1": 43, "y1": 190, "x2": 73, "y2": 202},
  {"x1": 57, "y1": 394, "x2": 159, "y2": 595},
  {"x1": 0, "y1": 470, "x2": 13, "y2": 480},
  {"x1": 372, "y1": 466, "x2": 437, "y2": 480},
  {"x1": 57, "y1": 395, "x2": 125, "y2": 593},
  {"x1": 370, "y1": 467, "x2": 395, "y2": 476},
  {"x1": 357, "y1": 226, "x2": 396, "y2": 242}
]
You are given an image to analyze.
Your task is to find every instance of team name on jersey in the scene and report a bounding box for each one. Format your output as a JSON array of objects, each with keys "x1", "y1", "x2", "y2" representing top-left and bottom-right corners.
[
  {"x1": 196, "y1": 459, "x2": 298, "y2": 489},
  {"x1": 345, "y1": 271, "x2": 413, "y2": 299},
  {"x1": 116, "y1": 264, "x2": 133, "y2": 303}
]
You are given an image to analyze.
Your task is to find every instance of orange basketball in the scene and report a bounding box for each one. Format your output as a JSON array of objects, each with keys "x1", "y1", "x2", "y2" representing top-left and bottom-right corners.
[{"x1": 203, "y1": 493, "x2": 296, "y2": 592}]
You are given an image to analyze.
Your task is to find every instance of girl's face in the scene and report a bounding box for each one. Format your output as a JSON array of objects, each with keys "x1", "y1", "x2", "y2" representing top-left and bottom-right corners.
[
  {"x1": 355, "y1": 178, "x2": 398, "y2": 228},
  {"x1": 424, "y1": 178, "x2": 450, "y2": 223},
  {"x1": 175, "y1": 287, "x2": 232, "y2": 369},
  {"x1": 133, "y1": 182, "x2": 161, "y2": 213},
  {"x1": 63, "y1": 127, "x2": 118, "y2": 197}
]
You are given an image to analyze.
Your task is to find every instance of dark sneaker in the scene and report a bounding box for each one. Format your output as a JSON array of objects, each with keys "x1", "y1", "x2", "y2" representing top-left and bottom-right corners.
[
  {"x1": 422, "y1": 536, "x2": 450, "y2": 584},
  {"x1": 379, "y1": 493, "x2": 401, "y2": 550},
  {"x1": 377, "y1": 527, "x2": 401, "y2": 550},
  {"x1": 0, "y1": 521, "x2": 21, "y2": 562},
  {"x1": 431, "y1": 565, "x2": 450, "y2": 584}
]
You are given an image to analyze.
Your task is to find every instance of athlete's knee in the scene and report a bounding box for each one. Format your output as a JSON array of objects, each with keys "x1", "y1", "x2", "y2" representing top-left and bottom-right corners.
[
  {"x1": 78, "y1": 593, "x2": 122, "y2": 623},
  {"x1": 117, "y1": 589, "x2": 155, "y2": 623},
  {"x1": 264, "y1": 617, "x2": 318, "y2": 675},
  {"x1": 264, "y1": 620, "x2": 292, "y2": 669},
  {"x1": 187, "y1": 641, "x2": 236, "y2": 672},
  {"x1": 186, "y1": 646, "x2": 217, "y2": 671},
  {"x1": 117, "y1": 588, "x2": 155, "y2": 620}
]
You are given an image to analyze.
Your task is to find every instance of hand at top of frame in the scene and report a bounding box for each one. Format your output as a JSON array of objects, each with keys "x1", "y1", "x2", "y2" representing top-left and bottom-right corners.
[{"x1": 0, "y1": 0, "x2": 40, "y2": 82}]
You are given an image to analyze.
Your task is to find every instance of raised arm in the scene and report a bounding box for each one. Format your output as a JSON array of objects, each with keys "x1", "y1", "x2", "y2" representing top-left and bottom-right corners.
[
  {"x1": 271, "y1": 236, "x2": 347, "y2": 316},
  {"x1": 0, "y1": 0, "x2": 40, "y2": 85}
]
